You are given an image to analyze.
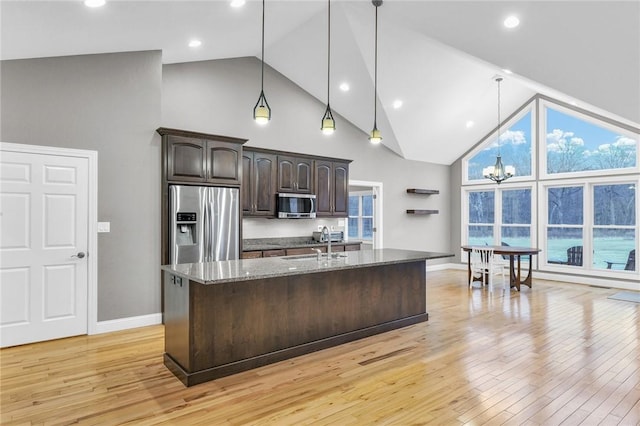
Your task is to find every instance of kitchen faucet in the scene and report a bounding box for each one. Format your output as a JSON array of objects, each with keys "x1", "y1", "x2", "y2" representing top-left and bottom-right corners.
[{"x1": 321, "y1": 226, "x2": 332, "y2": 258}]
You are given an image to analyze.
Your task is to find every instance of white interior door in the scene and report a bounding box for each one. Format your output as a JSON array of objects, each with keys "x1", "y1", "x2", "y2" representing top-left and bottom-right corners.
[{"x1": 1, "y1": 150, "x2": 89, "y2": 347}]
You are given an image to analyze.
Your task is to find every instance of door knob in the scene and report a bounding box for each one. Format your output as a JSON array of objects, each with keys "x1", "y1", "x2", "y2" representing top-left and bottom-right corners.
[{"x1": 71, "y1": 252, "x2": 86, "y2": 259}]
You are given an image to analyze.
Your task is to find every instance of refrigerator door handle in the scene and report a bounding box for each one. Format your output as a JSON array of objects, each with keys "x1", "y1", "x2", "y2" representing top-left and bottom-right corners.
[{"x1": 203, "y1": 189, "x2": 211, "y2": 262}]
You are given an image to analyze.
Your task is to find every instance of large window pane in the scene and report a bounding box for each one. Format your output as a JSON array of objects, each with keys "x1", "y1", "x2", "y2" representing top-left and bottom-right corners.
[
  {"x1": 502, "y1": 189, "x2": 531, "y2": 224},
  {"x1": 469, "y1": 191, "x2": 495, "y2": 223},
  {"x1": 467, "y1": 111, "x2": 533, "y2": 181},
  {"x1": 362, "y1": 195, "x2": 373, "y2": 216},
  {"x1": 593, "y1": 228, "x2": 635, "y2": 271},
  {"x1": 362, "y1": 218, "x2": 373, "y2": 239},
  {"x1": 469, "y1": 225, "x2": 493, "y2": 246},
  {"x1": 547, "y1": 227, "x2": 583, "y2": 265},
  {"x1": 594, "y1": 184, "x2": 636, "y2": 226},
  {"x1": 348, "y1": 218, "x2": 358, "y2": 238},
  {"x1": 348, "y1": 196, "x2": 359, "y2": 216},
  {"x1": 546, "y1": 107, "x2": 637, "y2": 174},
  {"x1": 548, "y1": 187, "x2": 583, "y2": 224},
  {"x1": 502, "y1": 226, "x2": 531, "y2": 247}
]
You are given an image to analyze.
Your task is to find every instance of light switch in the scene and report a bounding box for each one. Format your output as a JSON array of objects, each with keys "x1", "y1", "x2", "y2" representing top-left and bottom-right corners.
[
  {"x1": 97, "y1": 222, "x2": 110, "y2": 233},
  {"x1": 338, "y1": 220, "x2": 345, "y2": 227}
]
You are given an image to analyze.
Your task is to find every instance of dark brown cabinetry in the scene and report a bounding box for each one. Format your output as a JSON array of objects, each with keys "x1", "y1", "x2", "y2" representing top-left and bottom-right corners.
[
  {"x1": 242, "y1": 150, "x2": 277, "y2": 217},
  {"x1": 315, "y1": 160, "x2": 349, "y2": 217},
  {"x1": 159, "y1": 127, "x2": 246, "y2": 186},
  {"x1": 277, "y1": 155, "x2": 314, "y2": 194}
]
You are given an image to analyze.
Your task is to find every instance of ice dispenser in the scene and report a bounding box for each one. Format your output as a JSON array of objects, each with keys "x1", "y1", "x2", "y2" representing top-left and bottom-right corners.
[{"x1": 175, "y1": 212, "x2": 197, "y2": 246}]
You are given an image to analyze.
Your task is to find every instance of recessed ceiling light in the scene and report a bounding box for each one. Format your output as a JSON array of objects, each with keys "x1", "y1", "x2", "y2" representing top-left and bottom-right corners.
[
  {"x1": 570, "y1": 101, "x2": 578, "y2": 106},
  {"x1": 502, "y1": 68, "x2": 513, "y2": 75},
  {"x1": 84, "y1": 0, "x2": 106, "y2": 7},
  {"x1": 339, "y1": 82, "x2": 350, "y2": 92},
  {"x1": 504, "y1": 16, "x2": 520, "y2": 29},
  {"x1": 466, "y1": 121, "x2": 475, "y2": 128},
  {"x1": 230, "y1": 0, "x2": 246, "y2": 8},
  {"x1": 392, "y1": 100, "x2": 403, "y2": 109},
  {"x1": 188, "y1": 39, "x2": 202, "y2": 48}
]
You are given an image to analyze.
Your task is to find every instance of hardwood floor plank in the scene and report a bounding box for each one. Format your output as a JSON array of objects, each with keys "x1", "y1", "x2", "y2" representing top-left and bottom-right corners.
[{"x1": 1, "y1": 270, "x2": 638, "y2": 425}]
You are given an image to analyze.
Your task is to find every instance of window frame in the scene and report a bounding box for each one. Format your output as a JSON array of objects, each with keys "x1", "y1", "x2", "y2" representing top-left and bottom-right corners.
[
  {"x1": 346, "y1": 191, "x2": 374, "y2": 242},
  {"x1": 461, "y1": 182, "x2": 537, "y2": 266},
  {"x1": 538, "y1": 100, "x2": 640, "y2": 181},
  {"x1": 462, "y1": 102, "x2": 537, "y2": 186},
  {"x1": 538, "y1": 176, "x2": 639, "y2": 278}
]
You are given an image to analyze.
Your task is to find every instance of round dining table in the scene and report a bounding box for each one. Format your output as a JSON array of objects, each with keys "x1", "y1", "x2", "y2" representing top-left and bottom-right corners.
[{"x1": 461, "y1": 245, "x2": 541, "y2": 291}]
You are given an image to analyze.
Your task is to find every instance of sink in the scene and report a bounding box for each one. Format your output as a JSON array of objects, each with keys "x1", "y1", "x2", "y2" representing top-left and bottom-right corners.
[{"x1": 282, "y1": 254, "x2": 347, "y2": 261}]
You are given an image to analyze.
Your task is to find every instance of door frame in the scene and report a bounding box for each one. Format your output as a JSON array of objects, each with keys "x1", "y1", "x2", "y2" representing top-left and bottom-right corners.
[
  {"x1": 348, "y1": 179, "x2": 383, "y2": 249},
  {"x1": 0, "y1": 142, "x2": 99, "y2": 335}
]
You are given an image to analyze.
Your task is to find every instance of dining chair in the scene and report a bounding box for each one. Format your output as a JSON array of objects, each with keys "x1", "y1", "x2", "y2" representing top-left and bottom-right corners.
[{"x1": 470, "y1": 247, "x2": 506, "y2": 291}]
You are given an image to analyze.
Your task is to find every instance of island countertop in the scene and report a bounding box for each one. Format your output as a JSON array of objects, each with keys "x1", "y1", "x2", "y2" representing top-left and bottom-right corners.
[{"x1": 161, "y1": 248, "x2": 453, "y2": 285}]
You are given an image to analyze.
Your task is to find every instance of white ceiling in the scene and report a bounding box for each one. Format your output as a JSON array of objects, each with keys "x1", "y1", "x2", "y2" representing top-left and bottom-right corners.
[{"x1": 2, "y1": 1, "x2": 638, "y2": 165}]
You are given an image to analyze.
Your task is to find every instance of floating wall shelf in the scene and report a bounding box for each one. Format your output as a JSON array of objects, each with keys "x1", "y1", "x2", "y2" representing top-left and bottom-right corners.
[
  {"x1": 406, "y1": 209, "x2": 439, "y2": 215},
  {"x1": 406, "y1": 188, "x2": 439, "y2": 195}
]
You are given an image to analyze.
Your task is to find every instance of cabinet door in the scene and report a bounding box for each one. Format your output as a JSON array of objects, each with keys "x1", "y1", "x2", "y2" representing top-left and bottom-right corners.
[
  {"x1": 295, "y1": 158, "x2": 314, "y2": 194},
  {"x1": 241, "y1": 152, "x2": 253, "y2": 215},
  {"x1": 333, "y1": 162, "x2": 349, "y2": 217},
  {"x1": 277, "y1": 156, "x2": 296, "y2": 192},
  {"x1": 315, "y1": 160, "x2": 333, "y2": 217},
  {"x1": 253, "y1": 153, "x2": 277, "y2": 215},
  {"x1": 205, "y1": 141, "x2": 241, "y2": 185},
  {"x1": 166, "y1": 136, "x2": 206, "y2": 182}
]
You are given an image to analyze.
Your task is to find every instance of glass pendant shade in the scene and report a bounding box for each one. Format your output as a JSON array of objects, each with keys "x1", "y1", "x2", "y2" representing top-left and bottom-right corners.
[
  {"x1": 253, "y1": 91, "x2": 270, "y2": 125},
  {"x1": 369, "y1": 127, "x2": 382, "y2": 144},
  {"x1": 321, "y1": 105, "x2": 336, "y2": 135}
]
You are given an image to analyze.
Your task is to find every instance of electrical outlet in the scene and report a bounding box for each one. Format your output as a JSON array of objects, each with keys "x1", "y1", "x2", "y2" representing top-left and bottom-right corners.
[
  {"x1": 338, "y1": 220, "x2": 345, "y2": 227},
  {"x1": 97, "y1": 222, "x2": 110, "y2": 233}
]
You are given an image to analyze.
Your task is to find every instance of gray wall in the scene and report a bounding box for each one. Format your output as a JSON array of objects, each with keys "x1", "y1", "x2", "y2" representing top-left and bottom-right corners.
[
  {"x1": 1, "y1": 51, "x2": 162, "y2": 321},
  {"x1": 162, "y1": 57, "x2": 452, "y2": 257},
  {"x1": 1, "y1": 52, "x2": 454, "y2": 323}
]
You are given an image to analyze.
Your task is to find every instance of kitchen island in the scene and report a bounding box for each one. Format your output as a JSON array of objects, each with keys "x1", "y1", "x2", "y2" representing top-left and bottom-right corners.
[{"x1": 161, "y1": 248, "x2": 452, "y2": 386}]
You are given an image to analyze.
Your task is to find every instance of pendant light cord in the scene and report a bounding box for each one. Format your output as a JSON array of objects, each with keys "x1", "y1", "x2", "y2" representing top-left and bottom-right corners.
[
  {"x1": 497, "y1": 77, "x2": 502, "y2": 156},
  {"x1": 261, "y1": 0, "x2": 265, "y2": 92},
  {"x1": 327, "y1": 0, "x2": 331, "y2": 106},
  {"x1": 373, "y1": 5, "x2": 378, "y2": 128}
]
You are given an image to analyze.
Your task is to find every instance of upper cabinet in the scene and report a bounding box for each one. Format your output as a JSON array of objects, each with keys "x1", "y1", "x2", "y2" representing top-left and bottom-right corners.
[
  {"x1": 315, "y1": 160, "x2": 349, "y2": 217},
  {"x1": 277, "y1": 155, "x2": 314, "y2": 194},
  {"x1": 158, "y1": 127, "x2": 246, "y2": 186},
  {"x1": 243, "y1": 150, "x2": 277, "y2": 217}
]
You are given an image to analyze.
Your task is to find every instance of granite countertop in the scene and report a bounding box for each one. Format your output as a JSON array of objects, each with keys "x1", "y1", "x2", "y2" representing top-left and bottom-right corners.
[
  {"x1": 162, "y1": 248, "x2": 453, "y2": 285},
  {"x1": 243, "y1": 236, "x2": 362, "y2": 252}
]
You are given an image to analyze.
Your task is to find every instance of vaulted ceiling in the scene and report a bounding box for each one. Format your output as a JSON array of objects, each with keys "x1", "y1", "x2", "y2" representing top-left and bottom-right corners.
[{"x1": 2, "y1": 1, "x2": 638, "y2": 165}]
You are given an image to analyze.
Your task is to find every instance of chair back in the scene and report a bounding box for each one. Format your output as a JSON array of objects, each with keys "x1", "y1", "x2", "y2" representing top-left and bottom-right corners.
[
  {"x1": 471, "y1": 247, "x2": 494, "y2": 270},
  {"x1": 625, "y1": 249, "x2": 635, "y2": 271},
  {"x1": 567, "y1": 246, "x2": 583, "y2": 266}
]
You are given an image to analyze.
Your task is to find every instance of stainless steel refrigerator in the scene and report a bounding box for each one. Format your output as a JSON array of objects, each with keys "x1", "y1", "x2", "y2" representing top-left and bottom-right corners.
[{"x1": 169, "y1": 185, "x2": 239, "y2": 264}]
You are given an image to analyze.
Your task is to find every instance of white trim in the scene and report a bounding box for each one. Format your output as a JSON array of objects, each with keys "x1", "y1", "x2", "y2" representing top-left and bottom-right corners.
[
  {"x1": 349, "y1": 180, "x2": 383, "y2": 249},
  {"x1": 94, "y1": 313, "x2": 162, "y2": 335},
  {"x1": 0, "y1": 142, "x2": 99, "y2": 336},
  {"x1": 426, "y1": 262, "x2": 461, "y2": 272}
]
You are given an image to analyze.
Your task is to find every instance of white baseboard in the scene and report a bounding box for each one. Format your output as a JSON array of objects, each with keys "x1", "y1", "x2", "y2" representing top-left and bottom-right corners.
[
  {"x1": 438, "y1": 263, "x2": 638, "y2": 292},
  {"x1": 93, "y1": 313, "x2": 162, "y2": 335}
]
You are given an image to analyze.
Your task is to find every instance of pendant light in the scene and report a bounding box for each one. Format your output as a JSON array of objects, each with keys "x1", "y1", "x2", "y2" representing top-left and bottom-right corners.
[
  {"x1": 483, "y1": 77, "x2": 515, "y2": 184},
  {"x1": 253, "y1": 0, "x2": 270, "y2": 125},
  {"x1": 321, "y1": 0, "x2": 336, "y2": 135},
  {"x1": 369, "y1": 0, "x2": 383, "y2": 144}
]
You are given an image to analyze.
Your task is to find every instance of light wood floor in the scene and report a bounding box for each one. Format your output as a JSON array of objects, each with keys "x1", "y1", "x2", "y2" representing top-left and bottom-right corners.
[{"x1": 1, "y1": 270, "x2": 639, "y2": 425}]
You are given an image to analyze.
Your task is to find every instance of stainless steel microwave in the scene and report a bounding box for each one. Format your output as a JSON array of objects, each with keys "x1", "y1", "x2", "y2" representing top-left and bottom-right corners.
[{"x1": 277, "y1": 193, "x2": 316, "y2": 218}]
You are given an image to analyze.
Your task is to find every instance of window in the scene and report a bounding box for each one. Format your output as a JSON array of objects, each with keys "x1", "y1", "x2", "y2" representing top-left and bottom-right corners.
[
  {"x1": 466, "y1": 109, "x2": 533, "y2": 182},
  {"x1": 466, "y1": 187, "x2": 533, "y2": 248},
  {"x1": 546, "y1": 186, "x2": 584, "y2": 265},
  {"x1": 462, "y1": 95, "x2": 639, "y2": 280},
  {"x1": 592, "y1": 183, "x2": 636, "y2": 271},
  {"x1": 348, "y1": 193, "x2": 373, "y2": 241},
  {"x1": 544, "y1": 105, "x2": 637, "y2": 175}
]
